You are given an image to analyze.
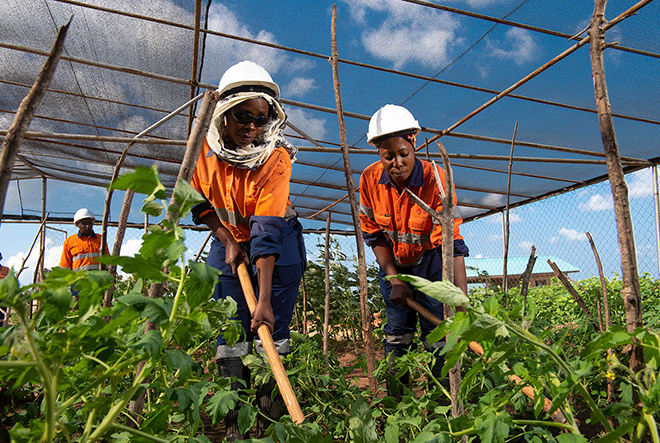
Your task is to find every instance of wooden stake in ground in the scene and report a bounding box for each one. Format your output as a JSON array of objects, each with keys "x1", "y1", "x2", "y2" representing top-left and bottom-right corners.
[
  {"x1": 301, "y1": 273, "x2": 308, "y2": 335},
  {"x1": 103, "y1": 188, "x2": 134, "y2": 308},
  {"x1": 323, "y1": 212, "x2": 332, "y2": 359},
  {"x1": 502, "y1": 122, "x2": 518, "y2": 299},
  {"x1": 589, "y1": 0, "x2": 644, "y2": 373},
  {"x1": 0, "y1": 18, "x2": 70, "y2": 213},
  {"x1": 519, "y1": 245, "x2": 536, "y2": 317},
  {"x1": 435, "y1": 140, "x2": 464, "y2": 418},
  {"x1": 330, "y1": 4, "x2": 377, "y2": 391},
  {"x1": 547, "y1": 260, "x2": 598, "y2": 327}
]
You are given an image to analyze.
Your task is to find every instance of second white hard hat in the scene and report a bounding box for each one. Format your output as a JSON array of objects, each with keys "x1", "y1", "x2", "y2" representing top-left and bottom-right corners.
[
  {"x1": 74, "y1": 208, "x2": 95, "y2": 224},
  {"x1": 367, "y1": 104, "x2": 421, "y2": 146},
  {"x1": 217, "y1": 60, "x2": 280, "y2": 99}
]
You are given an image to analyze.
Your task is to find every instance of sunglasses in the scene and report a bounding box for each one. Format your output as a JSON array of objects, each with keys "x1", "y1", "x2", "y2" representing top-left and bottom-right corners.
[{"x1": 229, "y1": 109, "x2": 271, "y2": 127}]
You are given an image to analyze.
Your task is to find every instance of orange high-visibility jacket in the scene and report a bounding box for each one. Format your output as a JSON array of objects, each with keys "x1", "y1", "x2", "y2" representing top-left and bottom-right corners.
[
  {"x1": 59, "y1": 232, "x2": 109, "y2": 271},
  {"x1": 191, "y1": 140, "x2": 296, "y2": 255},
  {"x1": 359, "y1": 158, "x2": 464, "y2": 267}
]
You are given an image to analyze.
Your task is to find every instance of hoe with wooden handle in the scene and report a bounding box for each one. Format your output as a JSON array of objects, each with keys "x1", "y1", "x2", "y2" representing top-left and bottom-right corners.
[
  {"x1": 405, "y1": 298, "x2": 565, "y2": 423},
  {"x1": 236, "y1": 262, "x2": 305, "y2": 424}
]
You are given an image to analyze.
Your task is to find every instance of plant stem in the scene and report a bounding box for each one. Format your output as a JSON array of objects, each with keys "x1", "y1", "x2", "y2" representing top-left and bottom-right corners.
[
  {"x1": 512, "y1": 419, "x2": 579, "y2": 432},
  {"x1": 167, "y1": 256, "x2": 187, "y2": 326},
  {"x1": 110, "y1": 422, "x2": 171, "y2": 443},
  {"x1": 643, "y1": 412, "x2": 660, "y2": 443}
]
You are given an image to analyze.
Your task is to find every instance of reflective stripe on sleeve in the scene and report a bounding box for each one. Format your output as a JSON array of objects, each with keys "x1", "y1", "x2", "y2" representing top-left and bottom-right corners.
[
  {"x1": 72, "y1": 252, "x2": 101, "y2": 261},
  {"x1": 381, "y1": 228, "x2": 431, "y2": 246},
  {"x1": 214, "y1": 207, "x2": 249, "y2": 227},
  {"x1": 359, "y1": 204, "x2": 374, "y2": 219}
]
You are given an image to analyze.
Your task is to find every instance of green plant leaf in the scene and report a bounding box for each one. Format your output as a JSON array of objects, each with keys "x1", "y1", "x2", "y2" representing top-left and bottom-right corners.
[
  {"x1": 100, "y1": 256, "x2": 169, "y2": 282},
  {"x1": 0, "y1": 271, "x2": 20, "y2": 306},
  {"x1": 129, "y1": 329, "x2": 163, "y2": 356},
  {"x1": 411, "y1": 432, "x2": 451, "y2": 443},
  {"x1": 238, "y1": 403, "x2": 259, "y2": 435},
  {"x1": 475, "y1": 411, "x2": 512, "y2": 443},
  {"x1": 141, "y1": 200, "x2": 163, "y2": 217},
  {"x1": 171, "y1": 179, "x2": 206, "y2": 219},
  {"x1": 205, "y1": 389, "x2": 239, "y2": 423},
  {"x1": 75, "y1": 271, "x2": 113, "y2": 316},
  {"x1": 117, "y1": 293, "x2": 172, "y2": 324},
  {"x1": 392, "y1": 274, "x2": 469, "y2": 306},
  {"x1": 384, "y1": 422, "x2": 399, "y2": 443},
  {"x1": 348, "y1": 396, "x2": 379, "y2": 443},
  {"x1": 461, "y1": 314, "x2": 509, "y2": 343},
  {"x1": 164, "y1": 349, "x2": 194, "y2": 384},
  {"x1": 37, "y1": 287, "x2": 72, "y2": 323},
  {"x1": 557, "y1": 434, "x2": 589, "y2": 443},
  {"x1": 186, "y1": 260, "x2": 221, "y2": 311},
  {"x1": 110, "y1": 164, "x2": 166, "y2": 201}
]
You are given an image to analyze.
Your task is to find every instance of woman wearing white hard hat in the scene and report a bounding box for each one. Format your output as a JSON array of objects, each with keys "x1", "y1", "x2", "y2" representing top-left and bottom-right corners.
[
  {"x1": 359, "y1": 104, "x2": 469, "y2": 400},
  {"x1": 190, "y1": 60, "x2": 305, "y2": 439}
]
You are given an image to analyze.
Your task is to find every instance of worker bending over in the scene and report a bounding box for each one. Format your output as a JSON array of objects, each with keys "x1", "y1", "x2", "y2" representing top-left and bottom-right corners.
[{"x1": 358, "y1": 105, "x2": 469, "y2": 399}]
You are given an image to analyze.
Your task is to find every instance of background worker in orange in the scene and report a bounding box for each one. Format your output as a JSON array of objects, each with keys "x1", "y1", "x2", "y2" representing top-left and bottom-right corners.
[
  {"x1": 190, "y1": 61, "x2": 305, "y2": 440},
  {"x1": 0, "y1": 252, "x2": 9, "y2": 326},
  {"x1": 59, "y1": 208, "x2": 109, "y2": 275},
  {"x1": 359, "y1": 105, "x2": 469, "y2": 399}
]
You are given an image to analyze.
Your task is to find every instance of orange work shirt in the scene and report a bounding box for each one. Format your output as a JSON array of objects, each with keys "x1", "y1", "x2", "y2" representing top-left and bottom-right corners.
[{"x1": 59, "y1": 232, "x2": 108, "y2": 271}]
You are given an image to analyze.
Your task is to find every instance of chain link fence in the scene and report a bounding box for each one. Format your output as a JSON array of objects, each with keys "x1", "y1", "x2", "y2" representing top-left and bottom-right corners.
[{"x1": 24, "y1": 166, "x2": 659, "y2": 286}]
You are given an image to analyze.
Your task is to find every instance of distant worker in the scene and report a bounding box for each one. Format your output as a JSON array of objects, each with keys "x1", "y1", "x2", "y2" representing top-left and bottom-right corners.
[
  {"x1": 358, "y1": 105, "x2": 470, "y2": 400},
  {"x1": 191, "y1": 61, "x2": 305, "y2": 440},
  {"x1": 59, "y1": 208, "x2": 109, "y2": 273}
]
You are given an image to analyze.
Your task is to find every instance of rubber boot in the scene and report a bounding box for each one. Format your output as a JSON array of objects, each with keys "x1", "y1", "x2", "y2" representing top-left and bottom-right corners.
[
  {"x1": 256, "y1": 377, "x2": 284, "y2": 437},
  {"x1": 385, "y1": 348, "x2": 410, "y2": 401},
  {"x1": 218, "y1": 357, "x2": 250, "y2": 442}
]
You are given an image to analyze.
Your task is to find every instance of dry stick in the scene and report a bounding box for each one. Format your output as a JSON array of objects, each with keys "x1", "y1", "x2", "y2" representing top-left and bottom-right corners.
[
  {"x1": 405, "y1": 298, "x2": 565, "y2": 423},
  {"x1": 520, "y1": 245, "x2": 537, "y2": 318},
  {"x1": 103, "y1": 188, "x2": 134, "y2": 308},
  {"x1": 435, "y1": 140, "x2": 463, "y2": 418},
  {"x1": 308, "y1": 194, "x2": 350, "y2": 220},
  {"x1": 586, "y1": 232, "x2": 615, "y2": 403},
  {"x1": 100, "y1": 92, "x2": 206, "y2": 275},
  {"x1": 589, "y1": 0, "x2": 644, "y2": 374},
  {"x1": 502, "y1": 122, "x2": 518, "y2": 299},
  {"x1": 236, "y1": 263, "x2": 305, "y2": 424},
  {"x1": 15, "y1": 216, "x2": 50, "y2": 279},
  {"x1": 330, "y1": 4, "x2": 377, "y2": 391},
  {"x1": 193, "y1": 231, "x2": 213, "y2": 263},
  {"x1": 128, "y1": 89, "x2": 220, "y2": 422},
  {"x1": 547, "y1": 260, "x2": 598, "y2": 327},
  {"x1": 0, "y1": 18, "x2": 71, "y2": 214},
  {"x1": 323, "y1": 212, "x2": 332, "y2": 359}
]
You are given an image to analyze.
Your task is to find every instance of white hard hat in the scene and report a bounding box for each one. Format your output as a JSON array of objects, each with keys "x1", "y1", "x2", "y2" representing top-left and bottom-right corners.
[
  {"x1": 217, "y1": 60, "x2": 280, "y2": 99},
  {"x1": 74, "y1": 208, "x2": 95, "y2": 224},
  {"x1": 367, "y1": 104, "x2": 421, "y2": 146}
]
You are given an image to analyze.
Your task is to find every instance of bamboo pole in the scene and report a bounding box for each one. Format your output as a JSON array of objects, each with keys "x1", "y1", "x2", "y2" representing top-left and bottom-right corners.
[
  {"x1": 589, "y1": 0, "x2": 644, "y2": 374},
  {"x1": 237, "y1": 263, "x2": 305, "y2": 424},
  {"x1": 323, "y1": 212, "x2": 331, "y2": 359},
  {"x1": 502, "y1": 122, "x2": 517, "y2": 297},
  {"x1": 330, "y1": 3, "x2": 377, "y2": 391},
  {"x1": 435, "y1": 139, "x2": 463, "y2": 418},
  {"x1": 37, "y1": 178, "x2": 47, "y2": 285},
  {"x1": 0, "y1": 18, "x2": 70, "y2": 214},
  {"x1": 653, "y1": 165, "x2": 660, "y2": 279}
]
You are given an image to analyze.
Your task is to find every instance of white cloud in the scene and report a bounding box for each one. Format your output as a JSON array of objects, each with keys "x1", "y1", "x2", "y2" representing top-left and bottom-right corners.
[
  {"x1": 120, "y1": 239, "x2": 143, "y2": 257},
  {"x1": 488, "y1": 234, "x2": 502, "y2": 242},
  {"x1": 284, "y1": 77, "x2": 318, "y2": 99},
  {"x1": 518, "y1": 240, "x2": 534, "y2": 251},
  {"x1": 483, "y1": 193, "x2": 504, "y2": 207},
  {"x1": 343, "y1": 0, "x2": 461, "y2": 69},
  {"x1": 549, "y1": 236, "x2": 559, "y2": 244},
  {"x1": 486, "y1": 28, "x2": 539, "y2": 65},
  {"x1": 627, "y1": 170, "x2": 653, "y2": 199},
  {"x1": 475, "y1": 253, "x2": 484, "y2": 258},
  {"x1": 285, "y1": 107, "x2": 328, "y2": 141},
  {"x1": 579, "y1": 194, "x2": 612, "y2": 212},
  {"x1": 559, "y1": 228, "x2": 587, "y2": 242}
]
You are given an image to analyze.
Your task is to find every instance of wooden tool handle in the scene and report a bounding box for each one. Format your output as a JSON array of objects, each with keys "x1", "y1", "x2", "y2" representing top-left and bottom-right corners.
[
  {"x1": 404, "y1": 297, "x2": 565, "y2": 422},
  {"x1": 236, "y1": 263, "x2": 305, "y2": 424}
]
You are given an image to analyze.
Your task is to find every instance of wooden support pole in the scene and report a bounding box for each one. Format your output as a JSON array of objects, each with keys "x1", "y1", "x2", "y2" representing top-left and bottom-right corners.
[
  {"x1": 502, "y1": 122, "x2": 517, "y2": 298},
  {"x1": 520, "y1": 245, "x2": 536, "y2": 317},
  {"x1": 0, "y1": 19, "x2": 70, "y2": 214},
  {"x1": 589, "y1": 0, "x2": 644, "y2": 373},
  {"x1": 103, "y1": 188, "x2": 135, "y2": 308},
  {"x1": 323, "y1": 212, "x2": 331, "y2": 359},
  {"x1": 330, "y1": 4, "x2": 377, "y2": 391},
  {"x1": 547, "y1": 260, "x2": 597, "y2": 326},
  {"x1": 435, "y1": 140, "x2": 463, "y2": 418},
  {"x1": 302, "y1": 273, "x2": 308, "y2": 335}
]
